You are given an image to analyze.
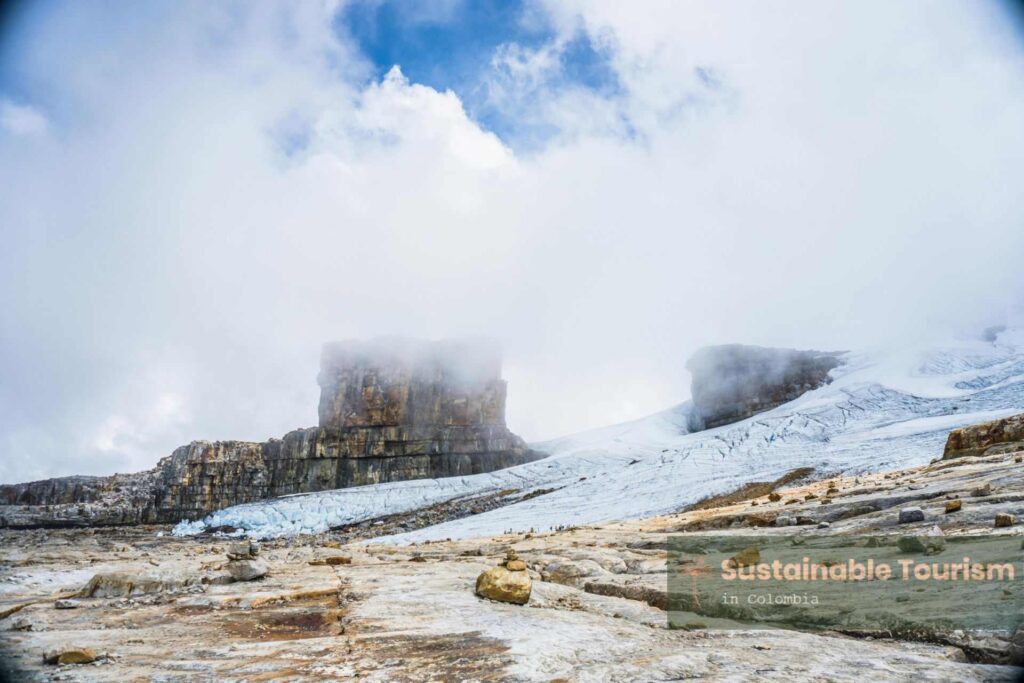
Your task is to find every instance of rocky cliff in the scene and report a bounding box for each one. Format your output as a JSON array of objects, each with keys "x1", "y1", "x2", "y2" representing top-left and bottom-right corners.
[
  {"x1": 686, "y1": 344, "x2": 844, "y2": 431},
  {"x1": 0, "y1": 339, "x2": 540, "y2": 527},
  {"x1": 943, "y1": 412, "x2": 1024, "y2": 459}
]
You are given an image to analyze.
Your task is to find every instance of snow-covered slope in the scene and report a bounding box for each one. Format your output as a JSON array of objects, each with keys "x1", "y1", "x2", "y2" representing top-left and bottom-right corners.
[{"x1": 174, "y1": 329, "x2": 1024, "y2": 541}]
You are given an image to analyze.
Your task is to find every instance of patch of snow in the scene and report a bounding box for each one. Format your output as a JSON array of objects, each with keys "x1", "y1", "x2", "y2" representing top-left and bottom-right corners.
[{"x1": 174, "y1": 332, "x2": 1024, "y2": 541}]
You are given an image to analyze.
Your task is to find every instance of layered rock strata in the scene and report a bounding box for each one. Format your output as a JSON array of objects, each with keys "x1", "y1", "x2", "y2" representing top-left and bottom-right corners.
[
  {"x1": 943, "y1": 412, "x2": 1024, "y2": 459},
  {"x1": 686, "y1": 344, "x2": 844, "y2": 431},
  {"x1": 0, "y1": 339, "x2": 540, "y2": 527}
]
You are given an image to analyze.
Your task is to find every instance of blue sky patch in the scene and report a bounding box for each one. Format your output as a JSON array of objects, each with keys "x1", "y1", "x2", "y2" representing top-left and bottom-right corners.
[{"x1": 337, "y1": 0, "x2": 622, "y2": 146}]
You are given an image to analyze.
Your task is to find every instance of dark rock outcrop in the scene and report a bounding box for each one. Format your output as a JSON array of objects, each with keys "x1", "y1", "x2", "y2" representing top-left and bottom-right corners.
[
  {"x1": 687, "y1": 344, "x2": 844, "y2": 431},
  {"x1": 943, "y1": 413, "x2": 1024, "y2": 459},
  {"x1": 0, "y1": 339, "x2": 541, "y2": 527}
]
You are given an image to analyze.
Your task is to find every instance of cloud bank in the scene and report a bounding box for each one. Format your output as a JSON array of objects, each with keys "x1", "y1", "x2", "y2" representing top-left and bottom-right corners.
[{"x1": 1, "y1": 0, "x2": 1023, "y2": 482}]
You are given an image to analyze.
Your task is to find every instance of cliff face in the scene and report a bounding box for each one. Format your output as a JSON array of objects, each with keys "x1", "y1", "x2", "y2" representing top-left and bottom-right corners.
[
  {"x1": 0, "y1": 339, "x2": 540, "y2": 527},
  {"x1": 943, "y1": 412, "x2": 1024, "y2": 459},
  {"x1": 317, "y1": 339, "x2": 507, "y2": 429},
  {"x1": 687, "y1": 345, "x2": 844, "y2": 431}
]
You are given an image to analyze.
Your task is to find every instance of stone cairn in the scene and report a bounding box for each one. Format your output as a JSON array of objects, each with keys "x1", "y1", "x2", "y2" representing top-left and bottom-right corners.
[
  {"x1": 226, "y1": 539, "x2": 268, "y2": 582},
  {"x1": 475, "y1": 548, "x2": 531, "y2": 605}
]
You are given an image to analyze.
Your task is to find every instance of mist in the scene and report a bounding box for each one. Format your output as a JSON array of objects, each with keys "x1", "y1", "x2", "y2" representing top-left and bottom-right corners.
[{"x1": 1, "y1": 0, "x2": 1023, "y2": 483}]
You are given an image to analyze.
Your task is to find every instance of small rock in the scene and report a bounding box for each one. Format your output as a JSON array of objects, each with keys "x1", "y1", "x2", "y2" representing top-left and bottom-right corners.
[
  {"x1": 728, "y1": 546, "x2": 760, "y2": 568},
  {"x1": 767, "y1": 493, "x2": 782, "y2": 502},
  {"x1": 745, "y1": 513, "x2": 775, "y2": 527},
  {"x1": 898, "y1": 507, "x2": 925, "y2": 524},
  {"x1": 944, "y1": 499, "x2": 962, "y2": 514},
  {"x1": 226, "y1": 558, "x2": 268, "y2": 582},
  {"x1": 43, "y1": 648, "x2": 97, "y2": 665},
  {"x1": 775, "y1": 515, "x2": 794, "y2": 527},
  {"x1": 971, "y1": 483, "x2": 992, "y2": 497},
  {"x1": 897, "y1": 537, "x2": 927, "y2": 553},
  {"x1": 8, "y1": 616, "x2": 34, "y2": 631},
  {"x1": 226, "y1": 540, "x2": 259, "y2": 561},
  {"x1": 505, "y1": 559, "x2": 527, "y2": 571},
  {"x1": 1010, "y1": 625, "x2": 1024, "y2": 666},
  {"x1": 203, "y1": 573, "x2": 234, "y2": 586},
  {"x1": 54, "y1": 599, "x2": 81, "y2": 610},
  {"x1": 994, "y1": 513, "x2": 1016, "y2": 528},
  {"x1": 324, "y1": 555, "x2": 352, "y2": 566},
  {"x1": 817, "y1": 522, "x2": 831, "y2": 529}
]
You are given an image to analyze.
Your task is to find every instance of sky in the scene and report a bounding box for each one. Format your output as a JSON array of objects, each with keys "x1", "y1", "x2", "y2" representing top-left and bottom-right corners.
[{"x1": 1, "y1": 0, "x2": 1023, "y2": 483}]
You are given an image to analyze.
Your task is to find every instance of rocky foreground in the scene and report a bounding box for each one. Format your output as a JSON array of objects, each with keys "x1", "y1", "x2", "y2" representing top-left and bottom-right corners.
[{"x1": 2, "y1": 427, "x2": 1022, "y2": 682}]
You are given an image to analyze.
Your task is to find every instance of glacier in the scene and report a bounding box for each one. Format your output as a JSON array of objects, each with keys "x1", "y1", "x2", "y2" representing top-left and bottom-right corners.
[{"x1": 173, "y1": 329, "x2": 1024, "y2": 541}]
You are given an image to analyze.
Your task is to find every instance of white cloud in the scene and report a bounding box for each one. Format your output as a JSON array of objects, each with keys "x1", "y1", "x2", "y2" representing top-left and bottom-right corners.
[
  {"x1": 1, "y1": 1, "x2": 1023, "y2": 482},
  {"x1": 0, "y1": 99, "x2": 48, "y2": 136}
]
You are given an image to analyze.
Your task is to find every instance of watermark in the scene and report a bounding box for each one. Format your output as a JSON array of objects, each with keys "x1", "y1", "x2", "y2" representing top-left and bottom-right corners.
[{"x1": 667, "y1": 535, "x2": 1023, "y2": 634}]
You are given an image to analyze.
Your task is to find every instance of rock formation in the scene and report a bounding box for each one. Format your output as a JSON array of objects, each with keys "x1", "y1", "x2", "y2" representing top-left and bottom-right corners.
[
  {"x1": 942, "y1": 412, "x2": 1024, "y2": 459},
  {"x1": 475, "y1": 548, "x2": 532, "y2": 604},
  {"x1": 0, "y1": 339, "x2": 541, "y2": 527},
  {"x1": 225, "y1": 540, "x2": 268, "y2": 581},
  {"x1": 686, "y1": 344, "x2": 844, "y2": 431}
]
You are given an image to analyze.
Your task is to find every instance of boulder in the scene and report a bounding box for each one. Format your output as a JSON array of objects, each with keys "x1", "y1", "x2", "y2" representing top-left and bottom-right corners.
[
  {"x1": 542, "y1": 559, "x2": 603, "y2": 585},
  {"x1": 944, "y1": 499, "x2": 962, "y2": 514},
  {"x1": 898, "y1": 507, "x2": 925, "y2": 524},
  {"x1": 43, "y1": 647, "x2": 97, "y2": 665},
  {"x1": 226, "y1": 558, "x2": 268, "y2": 582},
  {"x1": 994, "y1": 513, "x2": 1016, "y2": 528},
  {"x1": 475, "y1": 567, "x2": 531, "y2": 605}
]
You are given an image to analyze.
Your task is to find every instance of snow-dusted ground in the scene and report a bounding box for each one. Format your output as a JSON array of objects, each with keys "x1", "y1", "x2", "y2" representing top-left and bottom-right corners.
[{"x1": 174, "y1": 329, "x2": 1024, "y2": 541}]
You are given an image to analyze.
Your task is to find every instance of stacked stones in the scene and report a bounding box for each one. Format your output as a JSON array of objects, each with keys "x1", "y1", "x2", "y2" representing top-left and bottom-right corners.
[
  {"x1": 475, "y1": 549, "x2": 532, "y2": 605},
  {"x1": 226, "y1": 540, "x2": 267, "y2": 582}
]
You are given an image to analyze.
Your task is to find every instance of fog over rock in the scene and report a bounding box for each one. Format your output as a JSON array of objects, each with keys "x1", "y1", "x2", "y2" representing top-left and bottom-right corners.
[
  {"x1": 0, "y1": 338, "x2": 540, "y2": 527},
  {"x1": 686, "y1": 345, "x2": 844, "y2": 432}
]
